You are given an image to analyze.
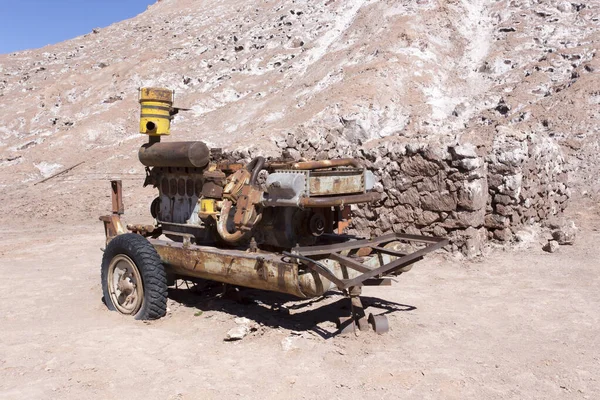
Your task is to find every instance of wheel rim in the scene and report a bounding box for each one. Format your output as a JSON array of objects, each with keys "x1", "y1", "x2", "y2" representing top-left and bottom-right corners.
[{"x1": 107, "y1": 254, "x2": 144, "y2": 315}]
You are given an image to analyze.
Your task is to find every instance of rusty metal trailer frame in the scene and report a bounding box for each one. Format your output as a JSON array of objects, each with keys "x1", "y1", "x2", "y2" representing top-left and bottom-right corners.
[{"x1": 101, "y1": 179, "x2": 449, "y2": 334}]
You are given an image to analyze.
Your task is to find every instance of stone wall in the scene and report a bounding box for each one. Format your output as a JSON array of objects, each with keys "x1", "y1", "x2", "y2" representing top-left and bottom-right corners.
[{"x1": 274, "y1": 129, "x2": 570, "y2": 256}]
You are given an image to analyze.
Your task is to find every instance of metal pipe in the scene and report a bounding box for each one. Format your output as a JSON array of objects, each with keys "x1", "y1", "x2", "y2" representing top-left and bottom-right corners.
[
  {"x1": 149, "y1": 238, "x2": 310, "y2": 298},
  {"x1": 299, "y1": 192, "x2": 381, "y2": 207},
  {"x1": 138, "y1": 141, "x2": 210, "y2": 168},
  {"x1": 248, "y1": 156, "x2": 265, "y2": 186},
  {"x1": 245, "y1": 156, "x2": 261, "y2": 172},
  {"x1": 216, "y1": 199, "x2": 249, "y2": 243},
  {"x1": 268, "y1": 158, "x2": 361, "y2": 170}
]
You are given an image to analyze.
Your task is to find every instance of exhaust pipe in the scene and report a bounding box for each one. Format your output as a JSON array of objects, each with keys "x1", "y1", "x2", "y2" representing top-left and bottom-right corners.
[{"x1": 138, "y1": 141, "x2": 210, "y2": 168}]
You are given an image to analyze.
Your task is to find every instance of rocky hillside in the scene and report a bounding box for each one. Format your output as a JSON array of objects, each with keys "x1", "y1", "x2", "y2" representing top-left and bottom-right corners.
[{"x1": 0, "y1": 0, "x2": 597, "y2": 254}]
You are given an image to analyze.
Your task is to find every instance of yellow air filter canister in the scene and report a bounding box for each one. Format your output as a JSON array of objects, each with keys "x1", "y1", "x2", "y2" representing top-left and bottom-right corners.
[{"x1": 139, "y1": 87, "x2": 174, "y2": 135}]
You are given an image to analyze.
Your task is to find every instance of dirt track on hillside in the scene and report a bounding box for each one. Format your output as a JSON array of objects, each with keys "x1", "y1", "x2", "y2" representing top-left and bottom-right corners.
[{"x1": 0, "y1": 199, "x2": 598, "y2": 399}]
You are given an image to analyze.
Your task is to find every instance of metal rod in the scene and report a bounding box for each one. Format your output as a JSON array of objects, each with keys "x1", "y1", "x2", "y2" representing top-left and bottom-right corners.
[
  {"x1": 370, "y1": 245, "x2": 406, "y2": 258},
  {"x1": 282, "y1": 251, "x2": 345, "y2": 289},
  {"x1": 268, "y1": 158, "x2": 361, "y2": 170},
  {"x1": 392, "y1": 233, "x2": 448, "y2": 244},
  {"x1": 295, "y1": 232, "x2": 400, "y2": 256},
  {"x1": 34, "y1": 161, "x2": 84, "y2": 185},
  {"x1": 299, "y1": 192, "x2": 380, "y2": 208},
  {"x1": 328, "y1": 253, "x2": 372, "y2": 273},
  {"x1": 111, "y1": 180, "x2": 124, "y2": 215}
]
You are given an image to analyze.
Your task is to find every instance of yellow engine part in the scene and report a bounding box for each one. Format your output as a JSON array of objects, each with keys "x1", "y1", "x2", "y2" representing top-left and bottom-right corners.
[
  {"x1": 198, "y1": 198, "x2": 219, "y2": 218},
  {"x1": 139, "y1": 87, "x2": 174, "y2": 135}
]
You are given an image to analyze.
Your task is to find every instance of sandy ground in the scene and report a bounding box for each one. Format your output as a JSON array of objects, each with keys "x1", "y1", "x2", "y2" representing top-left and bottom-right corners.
[{"x1": 0, "y1": 201, "x2": 599, "y2": 400}]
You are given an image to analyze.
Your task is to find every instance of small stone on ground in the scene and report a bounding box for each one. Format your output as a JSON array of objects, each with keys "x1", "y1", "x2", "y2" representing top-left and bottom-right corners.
[{"x1": 543, "y1": 240, "x2": 560, "y2": 253}]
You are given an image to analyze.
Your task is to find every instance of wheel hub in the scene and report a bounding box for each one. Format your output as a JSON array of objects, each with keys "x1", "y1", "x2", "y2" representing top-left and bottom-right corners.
[{"x1": 108, "y1": 254, "x2": 144, "y2": 315}]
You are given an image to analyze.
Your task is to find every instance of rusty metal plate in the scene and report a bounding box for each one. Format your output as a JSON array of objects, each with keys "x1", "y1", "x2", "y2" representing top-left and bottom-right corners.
[{"x1": 309, "y1": 169, "x2": 365, "y2": 196}]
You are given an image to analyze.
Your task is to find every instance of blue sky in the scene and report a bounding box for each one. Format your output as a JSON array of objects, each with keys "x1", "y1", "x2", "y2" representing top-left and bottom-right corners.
[{"x1": 0, "y1": 0, "x2": 156, "y2": 54}]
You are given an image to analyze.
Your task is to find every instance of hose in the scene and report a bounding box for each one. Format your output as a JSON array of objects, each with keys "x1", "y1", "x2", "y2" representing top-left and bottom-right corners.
[
  {"x1": 246, "y1": 156, "x2": 265, "y2": 186},
  {"x1": 216, "y1": 199, "x2": 249, "y2": 243}
]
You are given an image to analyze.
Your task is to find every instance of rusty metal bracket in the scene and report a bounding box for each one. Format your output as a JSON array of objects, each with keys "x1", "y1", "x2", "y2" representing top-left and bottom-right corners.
[
  {"x1": 99, "y1": 214, "x2": 125, "y2": 244},
  {"x1": 99, "y1": 180, "x2": 126, "y2": 244},
  {"x1": 126, "y1": 224, "x2": 160, "y2": 237},
  {"x1": 111, "y1": 180, "x2": 124, "y2": 215}
]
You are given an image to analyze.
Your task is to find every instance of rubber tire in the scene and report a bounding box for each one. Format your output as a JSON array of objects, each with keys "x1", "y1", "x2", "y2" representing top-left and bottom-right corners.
[{"x1": 101, "y1": 233, "x2": 168, "y2": 320}]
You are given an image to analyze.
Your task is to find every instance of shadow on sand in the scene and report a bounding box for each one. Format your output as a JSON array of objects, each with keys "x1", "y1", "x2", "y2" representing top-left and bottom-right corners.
[{"x1": 168, "y1": 281, "x2": 416, "y2": 339}]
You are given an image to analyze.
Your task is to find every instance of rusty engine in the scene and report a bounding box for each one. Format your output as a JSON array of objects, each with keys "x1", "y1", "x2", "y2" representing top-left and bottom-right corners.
[
  {"x1": 140, "y1": 144, "x2": 379, "y2": 250},
  {"x1": 134, "y1": 87, "x2": 380, "y2": 250}
]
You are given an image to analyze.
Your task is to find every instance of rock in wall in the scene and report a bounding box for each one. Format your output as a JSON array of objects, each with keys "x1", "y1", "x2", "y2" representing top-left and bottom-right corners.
[{"x1": 272, "y1": 125, "x2": 569, "y2": 256}]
